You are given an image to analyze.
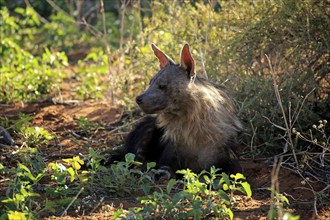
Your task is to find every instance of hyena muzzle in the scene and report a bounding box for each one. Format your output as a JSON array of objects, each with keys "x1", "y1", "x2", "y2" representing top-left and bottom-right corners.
[{"x1": 125, "y1": 43, "x2": 242, "y2": 178}]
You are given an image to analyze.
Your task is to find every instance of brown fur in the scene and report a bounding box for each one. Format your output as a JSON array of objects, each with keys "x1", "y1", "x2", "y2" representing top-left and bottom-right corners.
[{"x1": 127, "y1": 43, "x2": 242, "y2": 176}]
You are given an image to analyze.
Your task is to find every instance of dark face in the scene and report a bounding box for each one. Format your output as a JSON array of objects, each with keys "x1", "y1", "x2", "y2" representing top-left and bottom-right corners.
[{"x1": 136, "y1": 64, "x2": 189, "y2": 114}]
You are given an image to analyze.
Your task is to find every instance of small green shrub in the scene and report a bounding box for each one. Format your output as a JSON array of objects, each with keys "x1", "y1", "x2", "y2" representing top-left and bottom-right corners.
[
  {"x1": 1, "y1": 164, "x2": 39, "y2": 219},
  {"x1": 124, "y1": 167, "x2": 251, "y2": 220},
  {"x1": 1, "y1": 147, "x2": 47, "y2": 218},
  {"x1": 268, "y1": 189, "x2": 300, "y2": 220},
  {"x1": 20, "y1": 127, "x2": 55, "y2": 148},
  {"x1": 0, "y1": 113, "x2": 33, "y2": 134},
  {"x1": 83, "y1": 153, "x2": 156, "y2": 197},
  {"x1": 1, "y1": 145, "x2": 87, "y2": 219},
  {"x1": 75, "y1": 116, "x2": 101, "y2": 135}
]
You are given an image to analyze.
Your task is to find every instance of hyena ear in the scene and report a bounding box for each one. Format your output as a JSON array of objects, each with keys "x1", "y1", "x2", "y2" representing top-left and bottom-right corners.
[
  {"x1": 180, "y1": 43, "x2": 195, "y2": 78},
  {"x1": 151, "y1": 44, "x2": 175, "y2": 69}
]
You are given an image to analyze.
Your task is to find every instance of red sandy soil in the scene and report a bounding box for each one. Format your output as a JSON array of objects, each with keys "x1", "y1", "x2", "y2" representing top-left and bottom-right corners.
[{"x1": 1, "y1": 96, "x2": 329, "y2": 220}]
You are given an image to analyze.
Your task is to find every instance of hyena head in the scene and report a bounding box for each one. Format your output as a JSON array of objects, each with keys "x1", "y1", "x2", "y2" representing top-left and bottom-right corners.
[{"x1": 136, "y1": 44, "x2": 195, "y2": 115}]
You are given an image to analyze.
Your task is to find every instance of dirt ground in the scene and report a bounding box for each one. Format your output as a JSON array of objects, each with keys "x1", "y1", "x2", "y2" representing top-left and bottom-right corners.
[{"x1": 1, "y1": 89, "x2": 329, "y2": 219}]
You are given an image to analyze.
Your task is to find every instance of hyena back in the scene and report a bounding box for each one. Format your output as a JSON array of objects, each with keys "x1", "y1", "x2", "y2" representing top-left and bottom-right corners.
[{"x1": 125, "y1": 43, "x2": 242, "y2": 177}]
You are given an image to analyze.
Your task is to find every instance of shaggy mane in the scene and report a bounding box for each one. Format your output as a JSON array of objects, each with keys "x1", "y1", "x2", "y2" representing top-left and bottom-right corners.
[{"x1": 157, "y1": 77, "x2": 242, "y2": 154}]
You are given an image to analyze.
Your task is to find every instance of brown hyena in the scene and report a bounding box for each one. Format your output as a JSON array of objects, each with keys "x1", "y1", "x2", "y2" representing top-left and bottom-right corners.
[{"x1": 125, "y1": 43, "x2": 242, "y2": 178}]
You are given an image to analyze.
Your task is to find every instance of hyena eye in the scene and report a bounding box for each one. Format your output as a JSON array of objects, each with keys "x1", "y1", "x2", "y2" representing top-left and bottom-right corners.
[{"x1": 158, "y1": 84, "x2": 166, "y2": 90}]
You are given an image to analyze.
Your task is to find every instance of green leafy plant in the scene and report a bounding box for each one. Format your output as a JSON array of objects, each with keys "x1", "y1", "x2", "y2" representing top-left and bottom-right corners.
[
  {"x1": 62, "y1": 156, "x2": 87, "y2": 183},
  {"x1": 48, "y1": 156, "x2": 86, "y2": 185},
  {"x1": 1, "y1": 147, "x2": 46, "y2": 219},
  {"x1": 76, "y1": 116, "x2": 101, "y2": 135},
  {"x1": 4, "y1": 211, "x2": 29, "y2": 220},
  {"x1": 46, "y1": 155, "x2": 86, "y2": 201},
  {"x1": 0, "y1": 144, "x2": 87, "y2": 219},
  {"x1": 20, "y1": 127, "x2": 55, "y2": 148},
  {"x1": 83, "y1": 148, "x2": 106, "y2": 181},
  {"x1": 125, "y1": 167, "x2": 251, "y2": 220},
  {"x1": 84, "y1": 153, "x2": 156, "y2": 197},
  {"x1": 2, "y1": 163, "x2": 42, "y2": 204},
  {"x1": 0, "y1": 113, "x2": 33, "y2": 134},
  {"x1": 268, "y1": 189, "x2": 300, "y2": 220}
]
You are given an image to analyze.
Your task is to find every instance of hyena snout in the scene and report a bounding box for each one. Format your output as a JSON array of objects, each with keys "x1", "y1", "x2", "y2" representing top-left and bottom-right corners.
[
  {"x1": 136, "y1": 95, "x2": 143, "y2": 105},
  {"x1": 136, "y1": 93, "x2": 153, "y2": 113},
  {"x1": 135, "y1": 92, "x2": 167, "y2": 114}
]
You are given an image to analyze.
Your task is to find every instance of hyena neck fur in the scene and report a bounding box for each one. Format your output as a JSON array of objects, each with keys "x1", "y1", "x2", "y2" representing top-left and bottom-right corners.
[{"x1": 157, "y1": 77, "x2": 242, "y2": 154}]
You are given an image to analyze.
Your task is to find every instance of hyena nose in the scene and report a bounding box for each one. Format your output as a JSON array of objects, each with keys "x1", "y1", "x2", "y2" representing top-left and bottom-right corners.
[{"x1": 136, "y1": 96, "x2": 143, "y2": 105}]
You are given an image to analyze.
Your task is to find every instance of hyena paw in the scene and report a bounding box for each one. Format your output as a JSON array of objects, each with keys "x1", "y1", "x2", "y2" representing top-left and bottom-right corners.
[{"x1": 151, "y1": 167, "x2": 173, "y2": 181}]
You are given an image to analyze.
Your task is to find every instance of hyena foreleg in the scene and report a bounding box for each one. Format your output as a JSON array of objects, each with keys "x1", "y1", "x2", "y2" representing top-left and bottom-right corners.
[{"x1": 125, "y1": 116, "x2": 177, "y2": 179}]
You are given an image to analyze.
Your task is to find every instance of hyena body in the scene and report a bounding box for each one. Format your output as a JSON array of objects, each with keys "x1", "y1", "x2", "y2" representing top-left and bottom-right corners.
[{"x1": 125, "y1": 44, "x2": 242, "y2": 177}]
